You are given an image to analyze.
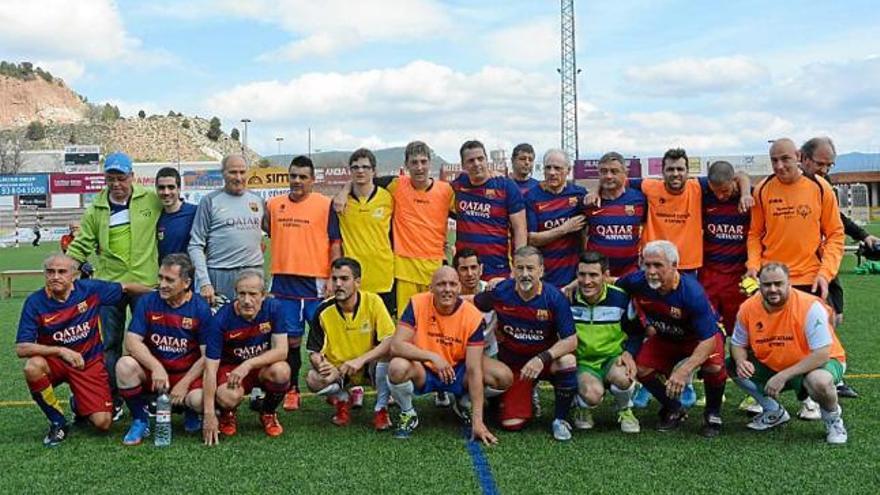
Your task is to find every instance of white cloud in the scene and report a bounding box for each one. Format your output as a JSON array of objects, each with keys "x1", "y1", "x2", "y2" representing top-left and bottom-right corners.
[
  {"x1": 624, "y1": 56, "x2": 770, "y2": 96},
  {"x1": 0, "y1": 0, "x2": 138, "y2": 61},
  {"x1": 486, "y1": 18, "x2": 558, "y2": 66},
  {"x1": 34, "y1": 60, "x2": 86, "y2": 84}
]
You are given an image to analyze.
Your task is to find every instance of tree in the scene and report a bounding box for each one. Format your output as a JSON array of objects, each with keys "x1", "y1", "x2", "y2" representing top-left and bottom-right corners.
[
  {"x1": 101, "y1": 103, "x2": 120, "y2": 122},
  {"x1": 206, "y1": 116, "x2": 222, "y2": 141},
  {"x1": 230, "y1": 127, "x2": 240, "y2": 141},
  {"x1": 25, "y1": 121, "x2": 46, "y2": 141},
  {"x1": 68, "y1": 131, "x2": 77, "y2": 144},
  {"x1": 138, "y1": 109, "x2": 146, "y2": 119},
  {"x1": 257, "y1": 157, "x2": 271, "y2": 167},
  {"x1": 181, "y1": 119, "x2": 190, "y2": 129},
  {"x1": 168, "y1": 110, "x2": 177, "y2": 117}
]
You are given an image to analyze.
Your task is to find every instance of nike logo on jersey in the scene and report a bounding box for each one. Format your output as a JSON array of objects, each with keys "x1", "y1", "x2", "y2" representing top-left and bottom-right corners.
[
  {"x1": 229, "y1": 331, "x2": 244, "y2": 339},
  {"x1": 151, "y1": 315, "x2": 163, "y2": 321},
  {"x1": 44, "y1": 315, "x2": 59, "y2": 323}
]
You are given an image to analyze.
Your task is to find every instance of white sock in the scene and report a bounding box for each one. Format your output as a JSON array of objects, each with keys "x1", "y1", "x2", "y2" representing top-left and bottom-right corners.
[
  {"x1": 374, "y1": 362, "x2": 390, "y2": 411},
  {"x1": 610, "y1": 382, "x2": 635, "y2": 411},
  {"x1": 389, "y1": 379, "x2": 415, "y2": 414},
  {"x1": 820, "y1": 405, "x2": 841, "y2": 421},
  {"x1": 316, "y1": 383, "x2": 340, "y2": 396}
]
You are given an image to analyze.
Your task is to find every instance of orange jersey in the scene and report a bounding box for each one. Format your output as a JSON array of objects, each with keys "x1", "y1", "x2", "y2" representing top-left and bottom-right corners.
[
  {"x1": 632, "y1": 178, "x2": 703, "y2": 269},
  {"x1": 400, "y1": 292, "x2": 484, "y2": 369},
  {"x1": 388, "y1": 177, "x2": 453, "y2": 261},
  {"x1": 735, "y1": 289, "x2": 845, "y2": 372},
  {"x1": 747, "y1": 174, "x2": 844, "y2": 285},
  {"x1": 267, "y1": 193, "x2": 335, "y2": 278}
]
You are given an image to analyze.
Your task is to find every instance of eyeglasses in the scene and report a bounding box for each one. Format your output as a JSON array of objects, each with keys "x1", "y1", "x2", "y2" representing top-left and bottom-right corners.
[
  {"x1": 349, "y1": 165, "x2": 374, "y2": 171},
  {"x1": 811, "y1": 159, "x2": 835, "y2": 169}
]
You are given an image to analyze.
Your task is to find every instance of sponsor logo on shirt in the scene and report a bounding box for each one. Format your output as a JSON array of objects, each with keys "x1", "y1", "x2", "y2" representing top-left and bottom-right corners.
[{"x1": 796, "y1": 204, "x2": 812, "y2": 218}]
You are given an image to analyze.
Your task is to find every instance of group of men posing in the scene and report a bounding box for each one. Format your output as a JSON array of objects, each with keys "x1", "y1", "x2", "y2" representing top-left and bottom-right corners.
[{"x1": 17, "y1": 136, "x2": 870, "y2": 446}]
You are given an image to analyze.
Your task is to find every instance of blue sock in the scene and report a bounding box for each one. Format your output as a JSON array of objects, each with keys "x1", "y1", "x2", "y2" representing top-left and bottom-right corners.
[
  {"x1": 119, "y1": 385, "x2": 149, "y2": 422},
  {"x1": 640, "y1": 374, "x2": 680, "y2": 411},
  {"x1": 733, "y1": 377, "x2": 780, "y2": 412},
  {"x1": 552, "y1": 368, "x2": 577, "y2": 421},
  {"x1": 28, "y1": 377, "x2": 67, "y2": 426}
]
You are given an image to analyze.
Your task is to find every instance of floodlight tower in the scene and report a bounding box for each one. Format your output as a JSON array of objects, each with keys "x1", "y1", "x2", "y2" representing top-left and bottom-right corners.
[{"x1": 559, "y1": 0, "x2": 579, "y2": 161}]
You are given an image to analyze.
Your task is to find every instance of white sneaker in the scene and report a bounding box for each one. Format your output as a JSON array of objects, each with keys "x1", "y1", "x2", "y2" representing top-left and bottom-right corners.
[
  {"x1": 573, "y1": 407, "x2": 594, "y2": 430},
  {"x1": 618, "y1": 408, "x2": 641, "y2": 434},
  {"x1": 798, "y1": 397, "x2": 821, "y2": 421},
  {"x1": 738, "y1": 396, "x2": 763, "y2": 415},
  {"x1": 746, "y1": 407, "x2": 790, "y2": 431},
  {"x1": 552, "y1": 419, "x2": 572, "y2": 441},
  {"x1": 824, "y1": 416, "x2": 848, "y2": 444},
  {"x1": 434, "y1": 391, "x2": 451, "y2": 408},
  {"x1": 532, "y1": 388, "x2": 542, "y2": 417},
  {"x1": 349, "y1": 386, "x2": 365, "y2": 409}
]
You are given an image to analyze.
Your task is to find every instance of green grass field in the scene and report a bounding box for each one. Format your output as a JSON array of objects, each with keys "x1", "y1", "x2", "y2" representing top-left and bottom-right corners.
[{"x1": 2, "y1": 237, "x2": 879, "y2": 494}]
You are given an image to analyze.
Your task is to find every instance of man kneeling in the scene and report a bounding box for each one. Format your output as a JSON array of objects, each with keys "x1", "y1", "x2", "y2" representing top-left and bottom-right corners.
[
  {"x1": 570, "y1": 252, "x2": 640, "y2": 433},
  {"x1": 388, "y1": 267, "x2": 511, "y2": 443},
  {"x1": 729, "y1": 262, "x2": 848, "y2": 444},
  {"x1": 306, "y1": 258, "x2": 395, "y2": 430},
  {"x1": 202, "y1": 270, "x2": 294, "y2": 444},
  {"x1": 117, "y1": 254, "x2": 216, "y2": 445}
]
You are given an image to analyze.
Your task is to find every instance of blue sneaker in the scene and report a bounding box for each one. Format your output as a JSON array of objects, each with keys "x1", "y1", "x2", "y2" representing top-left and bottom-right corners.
[
  {"x1": 184, "y1": 409, "x2": 202, "y2": 433},
  {"x1": 632, "y1": 385, "x2": 652, "y2": 409},
  {"x1": 680, "y1": 383, "x2": 697, "y2": 408},
  {"x1": 122, "y1": 419, "x2": 150, "y2": 446}
]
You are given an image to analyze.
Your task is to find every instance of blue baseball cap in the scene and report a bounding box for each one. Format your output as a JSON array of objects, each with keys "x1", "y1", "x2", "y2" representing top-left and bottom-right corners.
[{"x1": 104, "y1": 152, "x2": 133, "y2": 174}]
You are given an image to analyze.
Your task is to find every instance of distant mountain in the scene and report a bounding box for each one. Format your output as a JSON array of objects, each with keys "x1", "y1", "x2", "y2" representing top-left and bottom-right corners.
[{"x1": 264, "y1": 147, "x2": 451, "y2": 175}]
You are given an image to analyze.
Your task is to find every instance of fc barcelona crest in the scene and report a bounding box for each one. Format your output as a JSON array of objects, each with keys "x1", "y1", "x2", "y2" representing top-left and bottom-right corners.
[
  {"x1": 625, "y1": 205, "x2": 635, "y2": 216},
  {"x1": 259, "y1": 322, "x2": 272, "y2": 333},
  {"x1": 77, "y1": 301, "x2": 88, "y2": 314},
  {"x1": 568, "y1": 197, "x2": 578, "y2": 207},
  {"x1": 182, "y1": 317, "x2": 193, "y2": 330},
  {"x1": 486, "y1": 189, "x2": 497, "y2": 199},
  {"x1": 536, "y1": 309, "x2": 550, "y2": 321},
  {"x1": 669, "y1": 307, "x2": 682, "y2": 318},
  {"x1": 249, "y1": 201, "x2": 259, "y2": 213}
]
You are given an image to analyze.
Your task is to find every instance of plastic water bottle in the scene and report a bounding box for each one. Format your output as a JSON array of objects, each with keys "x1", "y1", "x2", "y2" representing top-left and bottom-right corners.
[{"x1": 154, "y1": 392, "x2": 172, "y2": 447}]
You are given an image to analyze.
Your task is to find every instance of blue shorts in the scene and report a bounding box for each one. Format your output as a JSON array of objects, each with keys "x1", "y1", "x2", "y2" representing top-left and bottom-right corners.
[
  {"x1": 415, "y1": 363, "x2": 467, "y2": 397},
  {"x1": 274, "y1": 297, "x2": 321, "y2": 336}
]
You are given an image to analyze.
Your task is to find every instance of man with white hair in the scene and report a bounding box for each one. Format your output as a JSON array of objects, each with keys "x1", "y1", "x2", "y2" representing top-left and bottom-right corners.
[
  {"x1": 524, "y1": 149, "x2": 587, "y2": 288},
  {"x1": 615, "y1": 240, "x2": 728, "y2": 437}
]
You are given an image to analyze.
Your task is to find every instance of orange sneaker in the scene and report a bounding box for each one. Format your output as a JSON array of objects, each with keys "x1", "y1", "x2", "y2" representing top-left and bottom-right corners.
[
  {"x1": 218, "y1": 409, "x2": 237, "y2": 436},
  {"x1": 331, "y1": 399, "x2": 351, "y2": 427},
  {"x1": 373, "y1": 408, "x2": 391, "y2": 431},
  {"x1": 283, "y1": 390, "x2": 301, "y2": 411},
  {"x1": 260, "y1": 413, "x2": 284, "y2": 437}
]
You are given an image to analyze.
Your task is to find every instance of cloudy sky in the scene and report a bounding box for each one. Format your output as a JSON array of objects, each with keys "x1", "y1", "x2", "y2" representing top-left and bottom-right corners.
[{"x1": 2, "y1": 0, "x2": 879, "y2": 161}]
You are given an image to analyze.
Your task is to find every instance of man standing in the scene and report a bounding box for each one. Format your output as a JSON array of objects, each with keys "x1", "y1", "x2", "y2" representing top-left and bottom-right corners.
[
  {"x1": 116, "y1": 254, "x2": 215, "y2": 445},
  {"x1": 509, "y1": 143, "x2": 539, "y2": 195},
  {"x1": 570, "y1": 252, "x2": 640, "y2": 434},
  {"x1": 799, "y1": 136, "x2": 872, "y2": 398},
  {"x1": 265, "y1": 155, "x2": 342, "y2": 411},
  {"x1": 729, "y1": 262, "x2": 848, "y2": 444},
  {"x1": 188, "y1": 154, "x2": 265, "y2": 307},
  {"x1": 155, "y1": 167, "x2": 198, "y2": 261},
  {"x1": 306, "y1": 258, "x2": 395, "y2": 430},
  {"x1": 616, "y1": 240, "x2": 728, "y2": 437},
  {"x1": 747, "y1": 138, "x2": 845, "y2": 419},
  {"x1": 525, "y1": 149, "x2": 587, "y2": 288},
  {"x1": 454, "y1": 140, "x2": 527, "y2": 280},
  {"x1": 387, "y1": 266, "x2": 510, "y2": 442},
  {"x1": 473, "y1": 246, "x2": 578, "y2": 441},
  {"x1": 66, "y1": 151, "x2": 162, "y2": 417},
  {"x1": 453, "y1": 248, "x2": 498, "y2": 358},
  {"x1": 338, "y1": 148, "x2": 395, "y2": 314},
  {"x1": 584, "y1": 152, "x2": 646, "y2": 277},
  {"x1": 202, "y1": 270, "x2": 293, "y2": 442},
  {"x1": 16, "y1": 254, "x2": 147, "y2": 446}
]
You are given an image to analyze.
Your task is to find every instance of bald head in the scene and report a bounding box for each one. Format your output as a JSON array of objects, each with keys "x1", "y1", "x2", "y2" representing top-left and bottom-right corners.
[
  {"x1": 430, "y1": 266, "x2": 461, "y2": 314},
  {"x1": 769, "y1": 138, "x2": 802, "y2": 184},
  {"x1": 222, "y1": 154, "x2": 248, "y2": 195}
]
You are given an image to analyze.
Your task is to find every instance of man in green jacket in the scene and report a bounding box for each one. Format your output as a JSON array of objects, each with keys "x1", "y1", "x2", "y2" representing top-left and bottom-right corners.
[{"x1": 66, "y1": 151, "x2": 162, "y2": 419}]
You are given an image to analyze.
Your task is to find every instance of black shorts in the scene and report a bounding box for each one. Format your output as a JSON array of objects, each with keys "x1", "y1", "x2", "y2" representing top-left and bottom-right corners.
[
  {"x1": 377, "y1": 284, "x2": 397, "y2": 319},
  {"x1": 793, "y1": 282, "x2": 843, "y2": 315}
]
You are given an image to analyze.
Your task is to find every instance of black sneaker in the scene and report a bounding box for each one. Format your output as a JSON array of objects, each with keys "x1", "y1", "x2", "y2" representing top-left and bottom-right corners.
[
  {"x1": 657, "y1": 407, "x2": 688, "y2": 432},
  {"x1": 701, "y1": 413, "x2": 723, "y2": 438},
  {"x1": 112, "y1": 397, "x2": 125, "y2": 422},
  {"x1": 451, "y1": 396, "x2": 472, "y2": 425},
  {"x1": 837, "y1": 382, "x2": 859, "y2": 399},
  {"x1": 43, "y1": 422, "x2": 70, "y2": 447}
]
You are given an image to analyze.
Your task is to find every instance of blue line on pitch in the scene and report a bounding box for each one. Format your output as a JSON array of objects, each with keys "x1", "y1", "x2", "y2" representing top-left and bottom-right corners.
[{"x1": 463, "y1": 427, "x2": 500, "y2": 495}]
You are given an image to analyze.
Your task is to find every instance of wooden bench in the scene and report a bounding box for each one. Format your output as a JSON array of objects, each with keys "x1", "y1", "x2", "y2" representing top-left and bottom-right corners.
[{"x1": 1, "y1": 269, "x2": 43, "y2": 299}]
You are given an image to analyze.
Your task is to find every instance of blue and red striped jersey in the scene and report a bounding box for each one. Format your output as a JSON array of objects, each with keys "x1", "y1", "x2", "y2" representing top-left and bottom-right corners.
[
  {"x1": 474, "y1": 279, "x2": 575, "y2": 366},
  {"x1": 584, "y1": 188, "x2": 647, "y2": 276},
  {"x1": 699, "y1": 177, "x2": 750, "y2": 275},
  {"x1": 525, "y1": 182, "x2": 587, "y2": 287},
  {"x1": 207, "y1": 298, "x2": 293, "y2": 365},
  {"x1": 17, "y1": 280, "x2": 124, "y2": 364},
  {"x1": 513, "y1": 177, "x2": 540, "y2": 196},
  {"x1": 616, "y1": 270, "x2": 720, "y2": 342},
  {"x1": 128, "y1": 291, "x2": 216, "y2": 374},
  {"x1": 453, "y1": 175, "x2": 525, "y2": 280}
]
